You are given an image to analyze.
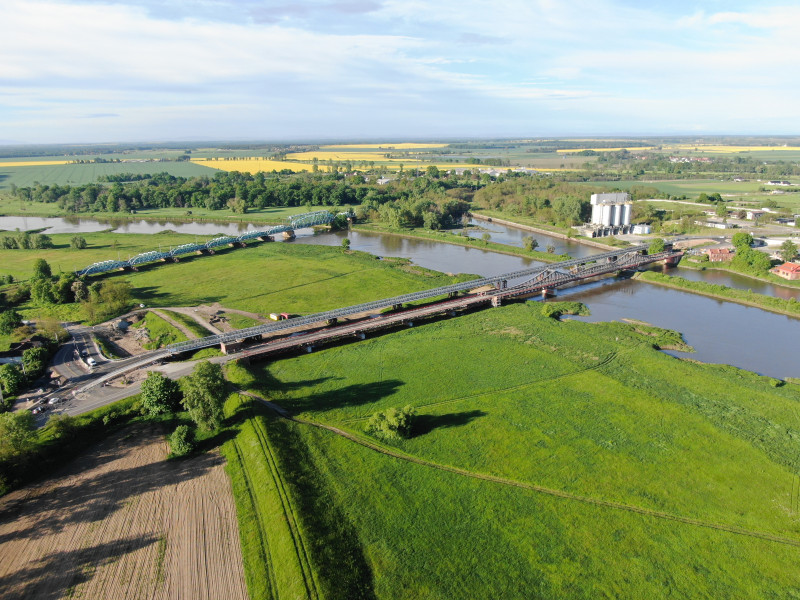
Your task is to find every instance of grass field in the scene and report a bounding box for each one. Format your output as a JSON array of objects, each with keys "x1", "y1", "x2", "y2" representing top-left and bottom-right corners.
[
  {"x1": 224, "y1": 302, "x2": 800, "y2": 598},
  {"x1": 136, "y1": 311, "x2": 188, "y2": 349},
  {"x1": 1, "y1": 233, "x2": 478, "y2": 325},
  {"x1": 0, "y1": 161, "x2": 217, "y2": 189}
]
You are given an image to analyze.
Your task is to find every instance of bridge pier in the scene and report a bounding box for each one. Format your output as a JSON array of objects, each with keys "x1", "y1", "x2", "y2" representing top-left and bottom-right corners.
[
  {"x1": 305, "y1": 345, "x2": 314, "y2": 353},
  {"x1": 495, "y1": 280, "x2": 507, "y2": 290},
  {"x1": 283, "y1": 230, "x2": 296, "y2": 240},
  {"x1": 541, "y1": 288, "x2": 555, "y2": 298},
  {"x1": 491, "y1": 296, "x2": 502, "y2": 307},
  {"x1": 327, "y1": 318, "x2": 337, "y2": 325},
  {"x1": 392, "y1": 304, "x2": 402, "y2": 311}
]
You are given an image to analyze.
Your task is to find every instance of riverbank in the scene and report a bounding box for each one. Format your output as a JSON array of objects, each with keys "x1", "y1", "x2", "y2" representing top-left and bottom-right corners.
[
  {"x1": 679, "y1": 256, "x2": 800, "y2": 290},
  {"x1": 470, "y1": 211, "x2": 632, "y2": 251},
  {"x1": 0, "y1": 195, "x2": 331, "y2": 225},
  {"x1": 634, "y1": 271, "x2": 800, "y2": 318},
  {"x1": 350, "y1": 222, "x2": 571, "y2": 263}
]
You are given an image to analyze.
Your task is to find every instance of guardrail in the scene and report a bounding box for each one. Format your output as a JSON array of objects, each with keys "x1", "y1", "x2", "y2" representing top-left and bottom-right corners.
[
  {"x1": 76, "y1": 210, "x2": 348, "y2": 276},
  {"x1": 165, "y1": 244, "x2": 654, "y2": 354}
]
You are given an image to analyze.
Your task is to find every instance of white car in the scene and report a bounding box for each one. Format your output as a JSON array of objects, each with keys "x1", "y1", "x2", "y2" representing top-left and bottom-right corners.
[
  {"x1": 47, "y1": 397, "x2": 61, "y2": 405},
  {"x1": 87, "y1": 357, "x2": 96, "y2": 367}
]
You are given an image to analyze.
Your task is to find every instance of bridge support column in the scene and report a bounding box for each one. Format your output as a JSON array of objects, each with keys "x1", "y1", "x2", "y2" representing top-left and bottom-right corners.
[
  {"x1": 327, "y1": 318, "x2": 337, "y2": 326},
  {"x1": 541, "y1": 288, "x2": 555, "y2": 298},
  {"x1": 407, "y1": 321, "x2": 414, "y2": 327},
  {"x1": 495, "y1": 280, "x2": 507, "y2": 290},
  {"x1": 392, "y1": 304, "x2": 402, "y2": 311},
  {"x1": 356, "y1": 332, "x2": 365, "y2": 340},
  {"x1": 305, "y1": 345, "x2": 314, "y2": 353},
  {"x1": 491, "y1": 296, "x2": 502, "y2": 307},
  {"x1": 283, "y1": 230, "x2": 296, "y2": 240}
]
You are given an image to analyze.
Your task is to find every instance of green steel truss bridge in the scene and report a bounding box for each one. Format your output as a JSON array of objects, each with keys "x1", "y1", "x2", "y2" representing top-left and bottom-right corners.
[
  {"x1": 76, "y1": 211, "x2": 343, "y2": 277},
  {"x1": 165, "y1": 243, "x2": 681, "y2": 355}
]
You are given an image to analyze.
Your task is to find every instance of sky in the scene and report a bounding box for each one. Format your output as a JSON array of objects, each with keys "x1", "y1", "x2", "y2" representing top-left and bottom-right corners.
[{"x1": 1, "y1": 0, "x2": 799, "y2": 144}]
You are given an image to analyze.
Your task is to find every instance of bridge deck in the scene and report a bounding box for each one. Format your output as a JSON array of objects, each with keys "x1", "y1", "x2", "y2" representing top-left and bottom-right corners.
[{"x1": 166, "y1": 245, "x2": 678, "y2": 356}]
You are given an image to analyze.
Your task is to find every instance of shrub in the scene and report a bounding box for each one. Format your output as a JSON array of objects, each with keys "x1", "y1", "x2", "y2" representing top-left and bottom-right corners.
[
  {"x1": 169, "y1": 425, "x2": 194, "y2": 457},
  {"x1": 366, "y1": 405, "x2": 416, "y2": 441}
]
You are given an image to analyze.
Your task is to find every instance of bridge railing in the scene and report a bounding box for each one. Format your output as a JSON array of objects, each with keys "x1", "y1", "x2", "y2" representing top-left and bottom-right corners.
[
  {"x1": 74, "y1": 210, "x2": 340, "y2": 276},
  {"x1": 165, "y1": 243, "x2": 657, "y2": 354}
]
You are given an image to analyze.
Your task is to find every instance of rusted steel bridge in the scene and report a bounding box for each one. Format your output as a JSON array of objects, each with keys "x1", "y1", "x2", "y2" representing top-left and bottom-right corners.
[{"x1": 166, "y1": 244, "x2": 682, "y2": 360}]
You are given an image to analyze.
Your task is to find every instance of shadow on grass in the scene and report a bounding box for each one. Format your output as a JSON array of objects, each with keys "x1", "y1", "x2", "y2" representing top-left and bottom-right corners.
[
  {"x1": 413, "y1": 410, "x2": 487, "y2": 437},
  {"x1": 285, "y1": 379, "x2": 405, "y2": 415}
]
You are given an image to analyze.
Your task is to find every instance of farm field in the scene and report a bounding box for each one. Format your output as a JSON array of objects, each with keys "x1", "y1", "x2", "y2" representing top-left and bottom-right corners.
[
  {"x1": 0, "y1": 160, "x2": 217, "y2": 189},
  {"x1": 0, "y1": 424, "x2": 248, "y2": 600},
  {"x1": 226, "y1": 303, "x2": 800, "y2": 598}
]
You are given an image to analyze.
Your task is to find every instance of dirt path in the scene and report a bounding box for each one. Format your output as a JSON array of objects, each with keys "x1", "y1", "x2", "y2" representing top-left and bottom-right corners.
[
  {"x1": 236, "y1": 390, "x2": 800, "y2": 550},
  {"x1": 150, "y1": 309, "x2": 199, "y2": 340},
  {"x1": 165, "y1": 307, "x2": 224, "y2": 335},
  {"x1": 0, "y1": 425, "x2": 248, "y2": 600}
]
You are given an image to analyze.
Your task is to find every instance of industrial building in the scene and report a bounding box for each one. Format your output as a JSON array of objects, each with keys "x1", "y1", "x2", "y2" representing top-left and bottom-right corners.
[
  {"x1": 590, "y1": 193, "x2": 632, "y2": 227},
  {"x1": 577, "y1": 192, "x2": 634, "y2": 237}
]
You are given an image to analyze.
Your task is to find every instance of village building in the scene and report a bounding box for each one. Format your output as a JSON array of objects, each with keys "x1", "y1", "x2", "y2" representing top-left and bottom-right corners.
[
  {"x1": 770, "y1": 262, "x2": 800, "y2": 280},
  {"x1": 706, "y1": 248, "x2": 734, "y2": 262}
]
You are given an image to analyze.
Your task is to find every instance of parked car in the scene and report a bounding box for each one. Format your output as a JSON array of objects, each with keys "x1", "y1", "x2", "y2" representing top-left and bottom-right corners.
[
  {"x1": 87, "y1": 357, "x2": 96, "y2": 367},
  {"x1": 48, "y1": 397, "x2": 61, "y2": 405}
]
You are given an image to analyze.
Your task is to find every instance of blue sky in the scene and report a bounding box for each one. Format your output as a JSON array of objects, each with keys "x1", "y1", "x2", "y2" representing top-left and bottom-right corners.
[{"x1": 1, "y1": 0, "x2": 799, "y2": 143}]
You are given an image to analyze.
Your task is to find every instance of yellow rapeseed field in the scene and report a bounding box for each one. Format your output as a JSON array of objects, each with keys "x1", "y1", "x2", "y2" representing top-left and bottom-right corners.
[
  {"x1": 321, "y1": 143, "x2": 447, "y2": 149},
  {"x1": 666, "y1": 144, "x2": 800, "y2": 153},
  {"x1": 285, "y1": 151, "x2": 406, "y2": 162},
  {"x1": 0, "y1": 160, "x2": 74, "y2": 167},
  {"x1": 190, "y1": 158, "x2": 318, "y2": 173}
]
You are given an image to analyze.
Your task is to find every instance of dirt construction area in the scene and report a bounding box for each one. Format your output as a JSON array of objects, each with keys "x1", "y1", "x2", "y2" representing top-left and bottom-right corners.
[{"x1": 0, "y1": 425, "x2": 248, "y2": 600}]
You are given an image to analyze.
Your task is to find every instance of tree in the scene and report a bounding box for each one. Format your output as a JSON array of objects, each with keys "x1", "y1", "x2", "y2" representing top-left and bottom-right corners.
[
  {"x1": 169, "y1": 425, "x2": 194, "y2": 457},
  {"x1": 522, "y1": 237, "x2": 539, "y2": 251},
  {"x1": 0, "y1": 411, "x2": 35, "y2": 454},
  {"x1": 546, "y1": 245, "x2": 556, "y2": 254},
  {"x1": 648, "y1": 238, "x2": 665, "y2": 254},
  {"x1": 181, "y1": 361, "x2": 225, "y2": 431},
  {"x1": 731, "y1": 232, "x2": 753, "y2": 249},
  {"x1": 71, "y1": 279, "x2": 89, "y2": 302},
  {"x1": 22, "y1": 346, "x2": 49, "y2": 379},
  {"x1": 779, "y1": 239, "x2": 798, "y2": 263},
  {"x1": 70, "y1": 236, "x2": 87, "y2": 249},
  {"x1": 341, "y1": 237, "x2": 351, "y2": 250},
  {"x1": 366, "y1": 405, "x2": 416, "y2": 441},
  {"x1": 31, "y1": 258, "x2": 52, "y2": 281},
  {"x1": 0, "y1": 364, "x2": 24, "y2": 397},
  {"x1": 715, "y1": 202, "x2": 727, "y2": 217},
  {"x1": 0, "y1": 309, "x2": 22, "y2": 334},
  {"x1": 140, "y1": 371, "x2": 182, "y2": 415}
]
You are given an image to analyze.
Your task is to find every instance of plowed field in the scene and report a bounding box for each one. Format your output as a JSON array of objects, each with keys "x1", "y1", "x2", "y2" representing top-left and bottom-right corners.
[{"x1": 0, "y1": 425, "x2": 248, "y2": 600}]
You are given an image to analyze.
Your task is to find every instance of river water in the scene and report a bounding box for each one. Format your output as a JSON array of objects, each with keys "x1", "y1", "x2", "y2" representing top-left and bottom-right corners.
[{"x1": 2, "y1": 215, "x2": 799, "y2": 378}]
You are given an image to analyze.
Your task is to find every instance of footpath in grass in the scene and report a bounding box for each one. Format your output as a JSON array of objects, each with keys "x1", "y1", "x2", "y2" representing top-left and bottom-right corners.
[{"x1": 226, "y1": 302, "x2": 800, "y2": 598}]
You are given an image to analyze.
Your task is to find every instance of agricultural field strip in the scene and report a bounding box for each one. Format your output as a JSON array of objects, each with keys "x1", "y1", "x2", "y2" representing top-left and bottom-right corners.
[
  {"x1": 236, "y1": 390, "x2": 800, "y2": 550},
  {"x1": 229, "y1": 436, "x2": 280, "y2": 598},
  {"x1": 166, "y1": 244, "x2": 651, "y2": 353},
  {"x1": 338, "y1": 350, "x2": 622, "y2": 423},
  {"x1": 244, "y1": 402, "x2": 320, "y2": 600}
]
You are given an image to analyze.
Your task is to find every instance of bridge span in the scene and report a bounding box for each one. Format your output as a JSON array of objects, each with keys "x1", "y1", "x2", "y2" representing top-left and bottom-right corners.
[{"x1": 165, "y1": 244, "x2": 682, "y2": 357}]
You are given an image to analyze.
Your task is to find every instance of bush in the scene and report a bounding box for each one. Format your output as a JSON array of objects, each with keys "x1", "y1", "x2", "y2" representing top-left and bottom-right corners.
[
  {"x1": 366, "y1": 405, "x2": 416, "y2": 441},
  {"x1": 169, "y1": 425, "x2": 194, "y2": 457}
]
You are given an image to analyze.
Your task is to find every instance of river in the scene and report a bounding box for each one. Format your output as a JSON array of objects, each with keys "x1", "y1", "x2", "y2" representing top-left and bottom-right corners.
[{"x1": 2, "y1": 214, "x2": 799, "y2": 378}]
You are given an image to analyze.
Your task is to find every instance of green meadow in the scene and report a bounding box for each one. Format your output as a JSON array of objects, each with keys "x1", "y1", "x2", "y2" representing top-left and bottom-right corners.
[
  {"x1": 223, "y1": 302, "x2": 800, "y2": 598},
  {"x1": 0, "y1": 232, "x2": 477, "y2": 325},
  {"x1": 0, "y1": 160, "x2": 217, "y2": 189}
]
